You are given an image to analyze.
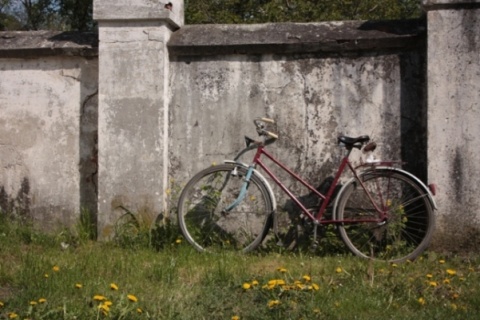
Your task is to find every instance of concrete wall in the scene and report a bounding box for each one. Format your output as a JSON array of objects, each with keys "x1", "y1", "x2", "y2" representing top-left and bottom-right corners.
[
  {"x1": 167, "y1": 22, "x2": 428, "y2": 240},
  {"x1": 0, "y1": 31, "x2": 98, "y2": 229},
  {"x1": 0, "y1": 0, "x2": 479, "y2": 251}
]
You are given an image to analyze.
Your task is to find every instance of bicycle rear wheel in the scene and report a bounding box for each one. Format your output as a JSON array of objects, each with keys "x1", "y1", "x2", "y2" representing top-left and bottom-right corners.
[
  {"x1": 177, "y1": 163, "x2": 272, "y2": 252},
  {"x1": 336, "y1": 169, "x2": 435, "y2": 262}
]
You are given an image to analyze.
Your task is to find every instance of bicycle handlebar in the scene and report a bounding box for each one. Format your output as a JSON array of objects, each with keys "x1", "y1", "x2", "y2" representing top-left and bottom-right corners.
[{"x1": 254, "y1": 118, "x2": 278, "y2": 139}]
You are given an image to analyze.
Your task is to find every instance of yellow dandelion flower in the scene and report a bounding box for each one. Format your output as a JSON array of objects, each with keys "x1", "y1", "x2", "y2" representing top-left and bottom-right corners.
[
  {"x1": 38, "y1": 298, "x2": 47, "y2": 304},
  {"x1": 418, "y1": 297, "x2": 426, "y2": 305},
  {"x1": 426, "y1": 274, "x2": 433, "y2": 279},
  {"x1": 277, "y1": 267, "x2": 287, "y2": 273},
  {"x1": 267, "y1": 300, "x2": 280, "y2": 308},
  {"x1": 242, "y1": 283, "x2": 251, "y2": 290},
  {"x1": 302, "y1": 275, "x2": 311, "y2": 282},
  {"x1": 52, "y1": 265, "x2": 60, "y2": 272},
  {"x1": 104, "y1": 301, "x2": 113, "y2": 307},
  {"x1": 267, "y1": 279, "x2": 286, "y2": 287},
  {"x1": 295, "y1": 283, "x2": 306, "y2": 290},
  {"x1": 312, "y1": 283, "x2": 320, "y2": 291},
  {"x1": 110, "y1": 283, "x2": 119, "y2": 291},
  {"x1": 335, "y1": 267, "x2": 342, "y2": 273},
  {"x1": 232, "y1": 316, "x2": 240, "y2": 320},
  {"x1": 30, "y1": 301, "x2": 37, "y2": 306},
  {"x1": 251, "y1": 280, "x2": 259, "y2": 286},
  {"x1": 439, "y1": 259, "x2": 445, "y2": 264},
  {"x1": 93, "y1": 295, "x2": 106, "y2": 301},
  {"x1": 0, "y1": 301, "x2": 3, "y2": 307},
  {"x1": 175, "y1": 239, "x2": 182, "y2": 244},
  {"x1": 429, "y1": 281, "x2": 438, "y2": 287},
  {"x1": 44, "y1": 273, "x2": 49, "y2": 278},
  {"x1": 451, "y1": 303, "x2": 458, "y2": 310},
  {"x1": 127, "y1": 294, "x2": 138, "y2": 302},
  {"x1": 313, "y1": 308, "x2": 321, "y2": 313},
  {"x1": 137, "y1": 308, "x2": 143, "y2": 314},
  {"x1": 443, "y1": 279, "x2": 450, "y2": 284},
  {"x1": 75, "y1": 283, "x2": 83, "y2": 289},
  {"x1": 99, "y1": 303, "x2": 110, "y2": 312},
  {"x1": 391, "y1": 263, "x2": 398, "y2": 268},
  {"x1": 8, "y1": 312, "x2": 18, "y2": 319},
  {"x1": 446, "y1": 269, "x2": 456, "y2": 276}
]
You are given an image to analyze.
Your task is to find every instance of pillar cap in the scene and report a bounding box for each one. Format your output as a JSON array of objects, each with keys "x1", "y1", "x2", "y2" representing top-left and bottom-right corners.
[
  {"x1": 94, "y1": 0, "x2": 184, "y2": 29},
  {"x1": 422, "y1": 0, "x2": 480, "y2": 10}
]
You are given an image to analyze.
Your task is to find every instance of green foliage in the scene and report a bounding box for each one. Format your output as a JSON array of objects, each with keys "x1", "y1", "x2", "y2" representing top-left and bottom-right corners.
[
  {"x1": 57, "y1": 0, "x2": 94, "y2": 31},
  {"x1": 1, "y1": 0, "x2": 423, "y2": 31},
  {"x1": 0, "y1": 0, "x2": 94, "y2": 31},
  {"x1": 185, "y1": 0, "x2": 423, "y2": 24}
]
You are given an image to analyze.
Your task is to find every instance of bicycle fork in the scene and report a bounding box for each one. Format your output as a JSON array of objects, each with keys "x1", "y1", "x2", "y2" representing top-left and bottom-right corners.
[{"x1": 221, "y1": 165, "x2": 255, "y2": 215}]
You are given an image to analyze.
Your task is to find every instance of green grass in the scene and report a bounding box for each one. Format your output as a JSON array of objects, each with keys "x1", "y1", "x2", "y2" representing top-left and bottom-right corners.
[{"x1": 0, "y1": 215, "x2": 479, "y2": 320}]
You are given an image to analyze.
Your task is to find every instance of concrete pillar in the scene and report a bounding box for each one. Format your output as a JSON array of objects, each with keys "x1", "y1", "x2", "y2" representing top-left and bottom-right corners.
[
  {"x1": 423, "y1": 1, "x2": 480, "y2": 248},
  {"x1": 93, "y1": 0, "x2": 184, "y2": 238}
]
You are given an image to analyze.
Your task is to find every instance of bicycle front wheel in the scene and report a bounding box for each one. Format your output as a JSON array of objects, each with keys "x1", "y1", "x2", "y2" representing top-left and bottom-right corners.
[
  {"x1": 177, "y1": 163, "x2": 273, "y2": 253},
  {"x1": 336, "y1": 169, "x2": 435, "y2": 263}
]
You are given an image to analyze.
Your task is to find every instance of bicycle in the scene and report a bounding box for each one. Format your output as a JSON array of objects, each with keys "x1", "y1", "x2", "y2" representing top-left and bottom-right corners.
[{"x1": 177, "y1": 118, "x2": 436, "y2": 262}]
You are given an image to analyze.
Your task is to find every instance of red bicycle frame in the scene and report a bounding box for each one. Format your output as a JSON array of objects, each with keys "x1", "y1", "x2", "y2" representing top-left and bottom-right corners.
[{"x1": 250, "y1": 143, "x2": 391, "y2": 225}]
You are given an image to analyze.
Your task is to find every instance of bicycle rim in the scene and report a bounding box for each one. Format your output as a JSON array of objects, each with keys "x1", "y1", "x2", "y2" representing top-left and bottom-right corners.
[
  {"x1": 337, "y1": 170, "x2": 434, "y2": 262},
  {"x1": 177, "y1": 164, "x2": 272, "y2": 253}
]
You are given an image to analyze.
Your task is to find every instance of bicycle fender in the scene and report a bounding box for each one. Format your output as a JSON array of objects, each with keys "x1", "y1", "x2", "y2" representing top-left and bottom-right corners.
[
  {"x1": 332, "y1": 167, "x2": 437, "y2": 220},
  {"x1": 332, "y1": 177, "x2": 356, "y2": 221},
  {"x1": 223, "y1": 160, "x2": 277, "y2": 212}
]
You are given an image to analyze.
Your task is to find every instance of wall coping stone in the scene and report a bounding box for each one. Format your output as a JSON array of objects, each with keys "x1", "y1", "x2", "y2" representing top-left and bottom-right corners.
[
  {"x1": 168, "y1": 19, "x2": 425, "y2": 56},
  {"x1": 423, "y1": 0, "x2": 480, "y2": 10},
  {"x1": 0, "y1": 31, "x2": 98, "y2": 58}
]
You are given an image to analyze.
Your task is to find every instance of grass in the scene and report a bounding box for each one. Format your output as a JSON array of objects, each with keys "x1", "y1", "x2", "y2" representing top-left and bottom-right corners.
[{"x1": 0, "y1": 214, "x2": 479, "y2": 320}]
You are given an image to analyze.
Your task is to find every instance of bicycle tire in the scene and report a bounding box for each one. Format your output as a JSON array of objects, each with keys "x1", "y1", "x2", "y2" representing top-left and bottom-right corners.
[
  {"x1": 177, "y1": 163, "x2": 273, "y2": 253},
  {"x1": 336, "y1": 169, "x2": 435, "y2": 262}
]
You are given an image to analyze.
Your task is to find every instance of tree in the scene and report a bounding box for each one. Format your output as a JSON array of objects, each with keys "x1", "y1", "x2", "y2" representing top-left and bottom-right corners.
[
  {"x1": 0, "y1": 0, "x2": 22, "y2": 30},
  {"x1": 0, "y1": 0, "x2": 94, "y2": 31},
  {"x1": 58, "y1": 0, "x2": 95, "y2": 31},
  {"x1": 1, "y1": 0, "x2": 422, "y2": 31},
  {"x1": 185, "y1": 0, "x2": 422, "y2": 24},
  {"x1": 20, "y1": 0, "x2": 58, "y2": 30}
]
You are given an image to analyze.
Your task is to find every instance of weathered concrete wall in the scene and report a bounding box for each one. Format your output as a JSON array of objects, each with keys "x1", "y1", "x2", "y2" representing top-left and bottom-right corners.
[
  {"x1": 0, "y1": 0, "x2": 479, "y2": 252},
  {"x1": 168, "y1": 21, "x2": 427, "y2": 213},
  {"x1": 424, "y1": 0, "x2": 480, "y2": 251},
  {"x1": 0, "y1": 31, "x2": 98, "y2": 229}
]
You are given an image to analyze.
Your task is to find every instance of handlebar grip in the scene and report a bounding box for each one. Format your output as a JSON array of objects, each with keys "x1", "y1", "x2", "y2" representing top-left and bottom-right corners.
[
  {"x1": 261, "y1": 118, "x2": 275, "y2": 124},
  {"x1": 266, "y1": 131, "x2": 278, "y2": 139}
]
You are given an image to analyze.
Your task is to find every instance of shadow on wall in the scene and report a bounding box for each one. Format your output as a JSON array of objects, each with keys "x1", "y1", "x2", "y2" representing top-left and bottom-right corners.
[
  {"x1": 0, "y1": 177, "x2": 30, "y2": 217},
  {"x1": 48, "y1": 31, "x2": 99, "y2": 47}
]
